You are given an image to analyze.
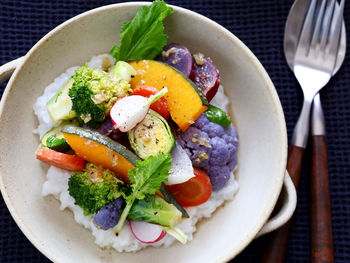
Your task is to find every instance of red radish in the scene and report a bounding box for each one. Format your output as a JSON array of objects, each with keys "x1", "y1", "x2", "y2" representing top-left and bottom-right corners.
[
  {"x1": 110, "y1": 87, "x2": 168, "y2": 132},
  {"x1": 129, "y1": 221, "x2": 166, "y2": 243},
  {"x1": 132, "y1": 86, "x2": 170, "y2": 120},
  {"x1": 110, "y1": 95, "x2": 148, "y2": 132}
]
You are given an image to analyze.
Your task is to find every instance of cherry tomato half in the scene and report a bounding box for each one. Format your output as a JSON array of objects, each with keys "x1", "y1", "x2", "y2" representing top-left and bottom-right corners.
[
  {"x1": 132, "y1": 85, "x2": 170, "y2": 120},
  {"x1": 167, "y1": 167, "x2": 212, "y2": 207}
]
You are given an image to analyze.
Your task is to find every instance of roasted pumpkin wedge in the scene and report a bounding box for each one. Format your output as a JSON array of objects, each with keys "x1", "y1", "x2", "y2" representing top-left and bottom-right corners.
[
  {"x1": 62, "y1": 125, "x2": 139, "y2": 182},
  {"x1": 129, "y1": 60, "x2": 208, "y2": 131}
]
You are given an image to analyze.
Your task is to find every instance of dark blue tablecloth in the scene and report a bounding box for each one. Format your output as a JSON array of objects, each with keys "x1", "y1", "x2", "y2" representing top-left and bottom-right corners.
[{"x1": 0, "y1": 0, "x2": 349, "y2": 262}]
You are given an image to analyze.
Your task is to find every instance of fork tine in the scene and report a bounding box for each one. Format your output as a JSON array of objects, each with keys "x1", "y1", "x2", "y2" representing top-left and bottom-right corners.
[
  {"x1": 320, "y1": 0, "x2": 336, "y2": 48},
  {"x1": 311, "y1": 0, "x2": 327, "y2": 47},
  {"x1": 328, "y1": 0, "x2": 345, "y2": 56},
  {"x1": 297, "y1": 0, "x2": 317, "y2": 55}
]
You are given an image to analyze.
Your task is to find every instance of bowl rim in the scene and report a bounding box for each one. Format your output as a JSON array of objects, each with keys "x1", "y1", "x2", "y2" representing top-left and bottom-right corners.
[{"x1": 0, "y1": 2, "x2": 287, "y2": 262}]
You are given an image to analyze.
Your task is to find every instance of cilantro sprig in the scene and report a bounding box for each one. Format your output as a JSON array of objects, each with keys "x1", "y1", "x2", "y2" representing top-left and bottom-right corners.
[{"x1": 110, "y1": 1, "x2": 173, "y2": 61}]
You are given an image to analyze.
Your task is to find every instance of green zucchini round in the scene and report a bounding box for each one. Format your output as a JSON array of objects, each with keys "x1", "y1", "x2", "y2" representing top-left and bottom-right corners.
[{"x1": 41, "y1": 124, "x2": 71, "y2": 152}]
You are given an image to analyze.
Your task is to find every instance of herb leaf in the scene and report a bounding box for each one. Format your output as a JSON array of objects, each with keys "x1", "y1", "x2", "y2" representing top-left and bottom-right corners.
[
  {"x1": 113, "y1": 152, "x2": 172, "y2": 232},
  {"x1": 110, "y1": 1, "x2": 173, "y2": 61},
  {"x1": 129, "y1": 152, "x2": 171, "y2": 199}
]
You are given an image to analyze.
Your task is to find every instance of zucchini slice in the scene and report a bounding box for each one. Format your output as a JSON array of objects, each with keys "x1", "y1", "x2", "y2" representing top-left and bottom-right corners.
[
  {"x1": 47, "y1": 78, "x2": 76, "y2": 123},
  {"x1": 41, "y1": 124, "x2": 71, "y2": 152}
]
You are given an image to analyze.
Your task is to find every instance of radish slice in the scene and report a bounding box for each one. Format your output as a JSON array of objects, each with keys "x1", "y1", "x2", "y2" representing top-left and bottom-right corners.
[
  {"x1": 110, "y1": 87, "x2": 168, "y2": 132},
  {"x1": 110, "y1": 95, "x2": 148, "y2": 132},
  {"x1": 165, "y1": 142, "x2": 195, "y2": 185},
  {"x1": 129, "y1": 221, "x2": 166, "y2": 243}
]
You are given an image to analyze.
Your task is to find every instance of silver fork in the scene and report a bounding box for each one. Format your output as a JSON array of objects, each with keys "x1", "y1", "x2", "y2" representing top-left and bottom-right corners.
[
  {"x1": 292, "y1": 0, "x2": 344, "y2": 262},
  {"x1": 292, "y1": 0, "x2": 344, "y2": 148},
  {"x1": 261, "y1": 1, "x2": 345, "y2": 262}
]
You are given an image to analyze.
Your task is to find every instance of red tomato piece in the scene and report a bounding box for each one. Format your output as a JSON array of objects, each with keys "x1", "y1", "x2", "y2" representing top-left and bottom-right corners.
[
  {"x1": 36, "y1": 146, "x2": 85, "y2": 171},
  {"x1": 132, "y1": 85, "x2": 170, "y2": 120},
  {"x1": 167, "y1": 167, "x2": 212, "y2": 207}
]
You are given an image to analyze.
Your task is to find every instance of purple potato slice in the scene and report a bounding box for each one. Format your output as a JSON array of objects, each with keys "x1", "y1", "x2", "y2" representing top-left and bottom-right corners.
[
  {"x1": 97, "y1": 116, "x2": 124, "y2": 142},
  {"x1": 156, "y1": 43, "x2": 194, "y2": 77},
  {"x1": 190, "y1": 54, "x2": 220, "y2": 102},
  {"x1": 93, "y1": 197, "x2": 125, "y2": 230}
]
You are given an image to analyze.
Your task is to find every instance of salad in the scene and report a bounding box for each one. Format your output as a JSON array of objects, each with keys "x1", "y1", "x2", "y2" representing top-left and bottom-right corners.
[{"x1": 34, "y1": 1, "x2": 239, "y2": 250}]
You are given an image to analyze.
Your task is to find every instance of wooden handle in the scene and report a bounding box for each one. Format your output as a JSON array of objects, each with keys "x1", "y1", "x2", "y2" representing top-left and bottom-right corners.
[
  {"x1": 261, "y1": 145, "x2": 304, "y2": 263},
  {"x1": 286, "y1": 145, "x2": 305, "y2": 187},
  {"x1": 310, "y1": 135, "x2": 334, "y2": 263}
]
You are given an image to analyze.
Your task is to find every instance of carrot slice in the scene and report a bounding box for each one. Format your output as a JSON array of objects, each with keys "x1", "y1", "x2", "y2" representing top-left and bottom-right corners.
[{"x1": 36, "y1": 146, "x2": 85, "y2": 171}]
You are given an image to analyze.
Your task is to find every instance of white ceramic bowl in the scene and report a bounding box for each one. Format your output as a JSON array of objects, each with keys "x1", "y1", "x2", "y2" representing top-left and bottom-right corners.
[{"x1": 0, "y1": 3, "x2": 296, "y2": 262}]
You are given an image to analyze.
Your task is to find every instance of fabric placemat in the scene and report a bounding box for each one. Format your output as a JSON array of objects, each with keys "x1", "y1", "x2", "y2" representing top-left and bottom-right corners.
[{"x1": 0, "y1": 0, "x2": 349, "y2": 262}]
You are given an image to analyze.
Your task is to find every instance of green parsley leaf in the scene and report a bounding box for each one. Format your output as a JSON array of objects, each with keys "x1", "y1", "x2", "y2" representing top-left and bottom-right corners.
[
  {"x1": 129, "y1": 152, "x2": 171, "y2": 199},
  {"x1": 110, "y1": 1, "x2": 173, "y2": 61},
  {"x1": 113, "y1": 152, "x2": 172, "y2": 232}
]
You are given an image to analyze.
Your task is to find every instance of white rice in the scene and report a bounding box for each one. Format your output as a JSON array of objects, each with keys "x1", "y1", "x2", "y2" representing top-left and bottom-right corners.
[{"x1": 34, "y1": 54, "x2": 239, "y2": 252}]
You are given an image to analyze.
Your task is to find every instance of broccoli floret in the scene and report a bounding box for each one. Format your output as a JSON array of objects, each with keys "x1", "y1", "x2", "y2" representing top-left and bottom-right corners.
[
  {"x1": 69, "y1": 64, "x2": 132, "y2": 128},
  {"x1": 177, "y1": 113, "x2": 239, "y2": 191},
  {"x1": 68, "y1": 163, "x2": 126, "y2": 215},
  {"x1": 69, "y1": 84, "x2": 105, "y2": 128}
]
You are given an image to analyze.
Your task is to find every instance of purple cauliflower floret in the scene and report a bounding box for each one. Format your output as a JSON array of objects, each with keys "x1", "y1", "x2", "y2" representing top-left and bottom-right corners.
[{"x1": 177, "y1": 114, "x2": 238, "y2": 191}]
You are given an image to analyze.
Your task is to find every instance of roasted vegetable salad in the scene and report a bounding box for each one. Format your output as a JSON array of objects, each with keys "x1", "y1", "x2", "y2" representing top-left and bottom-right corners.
[{"x1": 35, "y1": 0, "x2": 239, "y2": 245}]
